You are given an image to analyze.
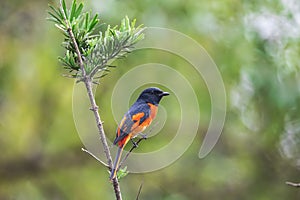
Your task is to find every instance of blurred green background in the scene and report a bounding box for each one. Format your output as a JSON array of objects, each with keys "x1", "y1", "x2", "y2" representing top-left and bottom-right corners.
[{"x1": 1, "y1": 0, "x2": 300, "y2": 199}]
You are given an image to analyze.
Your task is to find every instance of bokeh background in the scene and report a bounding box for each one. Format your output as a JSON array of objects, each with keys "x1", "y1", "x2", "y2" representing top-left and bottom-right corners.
[{"x1": 1, "y1": 0, "x2": 300, "y2": 199}]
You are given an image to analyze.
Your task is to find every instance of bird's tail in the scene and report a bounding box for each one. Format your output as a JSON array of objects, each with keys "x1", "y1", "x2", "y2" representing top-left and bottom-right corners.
[{"x1": 110, "y1": 146, "x2": 124, "y2": 180}]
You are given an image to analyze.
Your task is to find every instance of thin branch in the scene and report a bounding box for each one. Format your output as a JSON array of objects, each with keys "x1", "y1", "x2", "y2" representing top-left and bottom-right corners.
[
  {"x1": 83, "y1": 38, "x2": 123, "y2": 200},
  {"x1": 84, "y1": 82, "x2": 114, "y2": 168},
  {"x1": 286, "y1": 181, "x2": 300, "y2": 187},
  {"x1": 59, "y1": 1, "x2": 122, "y2": 199},
  {"x1": 135, "y1": 181, "x2": 144, "y2": 200},
  {"x1": 81, "y1": 148, "x2": 109, "y2": 168},
  {"x1": 118, "y1": 122, "x2": 159, "y2": 169},
  {"x1": 119, "y1": 137, "x2": 147, "y2": 169}
]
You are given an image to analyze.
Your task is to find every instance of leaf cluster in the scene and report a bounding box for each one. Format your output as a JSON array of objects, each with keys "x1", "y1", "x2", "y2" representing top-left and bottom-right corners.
[
  {"x1": 87, "y1": 17, "x2": 144, "y2": 79},
  {"x1": 48, "y1": 0, "x2": 144, "y2": 81}
]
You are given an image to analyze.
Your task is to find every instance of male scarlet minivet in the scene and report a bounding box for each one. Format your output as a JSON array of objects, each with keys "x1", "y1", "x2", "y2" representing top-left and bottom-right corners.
[{"x1": 110, "y1": 87, "x2": 169, "y2": 180}]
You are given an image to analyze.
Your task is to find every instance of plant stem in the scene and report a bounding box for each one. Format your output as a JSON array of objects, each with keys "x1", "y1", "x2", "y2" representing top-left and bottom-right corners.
[
  {"x1": 59, "y1": 1, "x2": 122, "y2": 199},
  {"x1": 286, "y1": 181, "x2": 300, "y2": 187},
  {"x1": 84, "y1": 79, "x2": 122, "y2": 200},
  {"x1": 81, "y1": 148, "x2": 109, "y2": 167}
]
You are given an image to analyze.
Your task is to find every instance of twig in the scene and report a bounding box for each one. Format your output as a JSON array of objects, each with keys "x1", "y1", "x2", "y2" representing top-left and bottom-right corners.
[
  {"x1": 59, "y1": 1, "x2": 122, "y2": 199},
  {"x1": 286, "y1": 181, "x2": 300, "y2": 187},
  {"x1": 119, "y1": 137, "x2": 147, "y2": 168},
  {"x1": 135, "y1": 181, "x2": 144, "y2": 200},
  {"x1": 81, "y1": 148, "x2": 109, "y2": 168},
  {"x1": 118, "y1": 122, "x2": 159, "y2": 170}
]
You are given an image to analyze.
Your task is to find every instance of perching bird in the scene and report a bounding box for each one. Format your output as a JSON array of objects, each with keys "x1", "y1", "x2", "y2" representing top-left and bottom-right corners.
[{"x1": 110, "y1": 87, "x2": 169, "y2": 180}]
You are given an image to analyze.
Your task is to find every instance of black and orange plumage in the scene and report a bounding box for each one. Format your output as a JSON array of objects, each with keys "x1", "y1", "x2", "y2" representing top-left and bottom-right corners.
[{"x1": 110, "y1": 87, "x2": 169, "y2": 180}]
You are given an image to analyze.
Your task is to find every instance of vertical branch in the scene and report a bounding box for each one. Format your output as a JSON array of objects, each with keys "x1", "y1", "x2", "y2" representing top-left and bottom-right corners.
[
  {"x1": 85, "y1": 79, "x2": 113, "y2": 167},
  {"x1": 59, "y1": 1, "x2": 122, "y2": 199}
]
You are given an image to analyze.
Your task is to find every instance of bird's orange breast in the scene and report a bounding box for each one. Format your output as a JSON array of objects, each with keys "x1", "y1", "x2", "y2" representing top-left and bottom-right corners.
[{"x1": 147, "y1": 103, "x2": 158, "y2": 120}]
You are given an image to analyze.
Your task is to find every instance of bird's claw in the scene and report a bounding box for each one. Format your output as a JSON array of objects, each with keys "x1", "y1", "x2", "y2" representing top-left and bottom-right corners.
[
  {"x1": 131, "y1": 139, "x2": 138, "y2": 148},
  {"x1": 140, "y1": 134, "x2": 147, "y2": 140}
]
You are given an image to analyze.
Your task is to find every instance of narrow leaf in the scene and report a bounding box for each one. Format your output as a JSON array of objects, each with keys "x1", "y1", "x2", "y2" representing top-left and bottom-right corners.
[
  {"x1": 85, "y1": 12, "x2": 89, "y2": 30},
  {"x1": 70, "y1": 0, "x2": 77, "y2": 22},
  {"x1": 88, "y1": 14, "x2": 99, "y2": 32},
  {"x1": 47, "y1": 11, "x2": 63, "y2": 24},
  {"x1": 75, "y1": 3, "x2": 83, "y2": 18},
  {"x1": 61, "y1": 0, "x2": 68, "y2": 19},
  {"x1": 49, "y1": 5, "x2": 63, "y2": 19}
]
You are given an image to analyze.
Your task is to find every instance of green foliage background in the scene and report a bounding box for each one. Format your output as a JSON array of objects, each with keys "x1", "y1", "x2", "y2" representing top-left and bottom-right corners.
[{"x1": 1, "y1": 0, "x2": 300, "y2": 199}]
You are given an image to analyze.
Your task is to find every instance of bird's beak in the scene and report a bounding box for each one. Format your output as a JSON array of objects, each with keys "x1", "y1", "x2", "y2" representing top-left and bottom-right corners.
[{"x1": 160, "y1": 92, "x2": 170, "y2": 96}]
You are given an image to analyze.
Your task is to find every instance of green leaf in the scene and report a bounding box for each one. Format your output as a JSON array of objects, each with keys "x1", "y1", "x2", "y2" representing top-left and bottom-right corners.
[
  {"x1": 55, "y1": 24, "x2": 66, "y2": 32},
  {"x1": 75, "y1": 3, "x2": 83, "y2": 18},
  {"x1": 70, "y1": 0, "x2": 77, "y2": 22},
  {"x1": 49, "y1": 1, "x2": 144, "y2": 78},
  {"x1": 88, "y1": 14, "x2": 99, "y2": 32},
  {"x1": 47, "y1": 11, "x2": 63, "y2": 24},
  {"x1": 61, "y1": 0, "x2": 68, "y2": 19},
  {"x1": 85, "y1": 12, "x2": 89, "y2": 30},
  {"x1": 117, "y1": 166, "x2": 129, "y2": 180},
  {"x1": 130, "y1": 18, "x2": 136, "y2": 30},
  {"x1": 48, "y1": 4, "x2": 63, "y2": 19},
  {"x1": 124, "y1": 16, "x2": 130, "y2": 31}
]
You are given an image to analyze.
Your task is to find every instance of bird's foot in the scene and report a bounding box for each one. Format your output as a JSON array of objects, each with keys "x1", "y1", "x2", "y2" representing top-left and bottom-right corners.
[
  {"x1": 131, "y1": 139, "x2": 138, "y2": 148},
  {"x1": 140, "y1": 133, "x2": 147, "y2": 140}
]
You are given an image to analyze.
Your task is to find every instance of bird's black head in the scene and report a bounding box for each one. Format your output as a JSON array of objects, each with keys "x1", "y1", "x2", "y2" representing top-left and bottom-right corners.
[{"x1": 137, "y1": 87, "x2": 169, "y2": 105}]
